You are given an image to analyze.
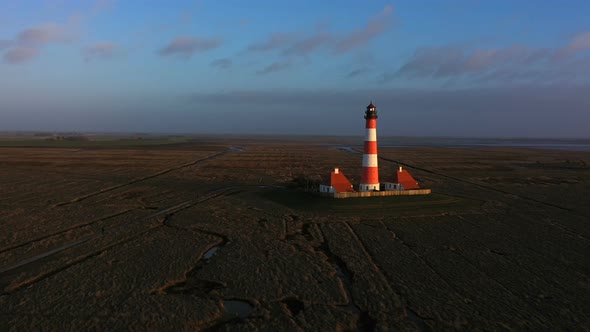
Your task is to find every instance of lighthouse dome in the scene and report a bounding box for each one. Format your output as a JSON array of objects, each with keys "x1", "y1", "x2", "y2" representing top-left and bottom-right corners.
[{"x1": 365, "y1": 101, "x2": 378, "y2": 119}]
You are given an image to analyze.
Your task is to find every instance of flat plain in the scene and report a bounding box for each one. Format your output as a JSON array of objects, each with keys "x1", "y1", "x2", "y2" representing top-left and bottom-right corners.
[{"x1": 0, "y1": 136, "x2": 588, "y2": 331}]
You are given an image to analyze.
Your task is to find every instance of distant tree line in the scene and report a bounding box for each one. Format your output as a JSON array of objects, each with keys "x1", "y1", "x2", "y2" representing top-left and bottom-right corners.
[{"x1": 45, "y1": 135, "x2": 90, "y2": 141}]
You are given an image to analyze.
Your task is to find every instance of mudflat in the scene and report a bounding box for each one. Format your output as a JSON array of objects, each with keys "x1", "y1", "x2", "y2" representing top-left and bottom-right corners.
[{"x1": 0, "y1": 138, "x2": 588, "y2": 330}]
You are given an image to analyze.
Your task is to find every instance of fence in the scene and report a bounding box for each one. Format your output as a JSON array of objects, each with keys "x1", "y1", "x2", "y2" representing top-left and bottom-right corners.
[{"x1": 316, "y1": 189, "x2": 431, "y2": 199}]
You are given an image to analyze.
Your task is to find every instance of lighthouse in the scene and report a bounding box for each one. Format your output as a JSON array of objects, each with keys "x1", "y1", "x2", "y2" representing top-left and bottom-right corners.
[{"x1": 359, "y1": 101, "x2": 380, "y2": 191}]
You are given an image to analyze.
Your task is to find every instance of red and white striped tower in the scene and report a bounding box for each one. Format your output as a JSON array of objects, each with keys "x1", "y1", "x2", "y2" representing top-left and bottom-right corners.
[{"x1": 360, "y1": 101, "x2": 380, "y2": 191}]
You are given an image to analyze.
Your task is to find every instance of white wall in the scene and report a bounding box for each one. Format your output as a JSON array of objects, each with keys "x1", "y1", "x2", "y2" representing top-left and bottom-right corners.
[{"x1": 319, "y1": 185, "x2": 336, "y2": 193}]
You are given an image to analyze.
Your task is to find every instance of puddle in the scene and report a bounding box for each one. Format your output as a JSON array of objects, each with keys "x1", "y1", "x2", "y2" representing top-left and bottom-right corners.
[
  {"x1": 282, "y1": 298, "x2": 305, "y2": 316},
  {"x1": 223, "y1": 300, "x2": 254, "y2": 319},
  {"x1": 164, "y1": 279, "x2": 223, "y2": 296},
  {"x1": 330, "y1": 261, "x2": 360, "y2": 313},
  {"x1": 358, "y1": 311, "x2": 377, "y2": 331},
  {"x1": 160, "y1": 241, "x2": 227, "y2": 296},
  {"x1": 203, "y1": 246, "x2": 219, "y2": 260},
  {"x1": 337, "y1": 146, "x2": 361, "y2": 154},
  {"x1": 332, "y1": 262, "x2": 346, "y2": 280},
  {"x1": 329, "y1": 258, "x2": 377, "y2": 330},
  {"x1": 317, "y1": 243, "x2": 361, "y2": 313}
]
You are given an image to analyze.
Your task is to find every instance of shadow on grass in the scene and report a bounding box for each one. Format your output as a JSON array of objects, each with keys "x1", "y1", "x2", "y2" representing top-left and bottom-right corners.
[{"x1": 258, "y1": 189, "x2": 482, "y2": 217}]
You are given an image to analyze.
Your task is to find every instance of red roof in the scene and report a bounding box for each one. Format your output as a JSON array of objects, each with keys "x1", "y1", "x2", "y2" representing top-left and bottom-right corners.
[
  {"x1": 330, "y1": 169, "x2": 355, "y2": 192},
  {"x1": 393, "y1": 167, "x2": 420, "y2": 189}
]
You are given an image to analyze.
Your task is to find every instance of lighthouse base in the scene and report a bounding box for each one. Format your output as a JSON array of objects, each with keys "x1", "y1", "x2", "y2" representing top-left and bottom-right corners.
[{"x1": 359, "y1": 183, "x2": 380, "y2": 192}]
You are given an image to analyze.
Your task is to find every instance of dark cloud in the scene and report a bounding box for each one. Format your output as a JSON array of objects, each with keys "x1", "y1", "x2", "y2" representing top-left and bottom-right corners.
[
  {"x1": 181, "y1": 85, "x2": 590, "y2": 137},
  {"x1": 4, "y1": 86, "x2": 588, "y2": 138},
  {"x1": 256, "y1": 61, "x2": 292, "y2": 75},
  {"x1": 334, "y1": 4, "x2": 393, "y2": 54},
  {"x1": 83, "y1": 42, "x2": 117, "y2": 61},
  {"x1": 246, "y1": 33, "x2": 297, "y2": 52},
  {"x1": 158, "y1": 36, "x2": 221, "y2": 58},
  {"x1": 211, "y1": 58, "x2": 232, "y2": 69},
  {"x1": 3, "y1": 46, "x2": 39, "y2": 64}
]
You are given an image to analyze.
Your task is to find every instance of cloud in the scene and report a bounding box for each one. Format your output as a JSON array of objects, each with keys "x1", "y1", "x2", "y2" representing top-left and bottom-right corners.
[
  {"x1": 385, "y1": 42, "x2": 587, "y2": 85},
  {"x1": 83, "y1": 42, "x2": 118, "y2": 61},
  {"x1": 568, "y1": 31, "x2": 590, "y2": 52},
  {"x1": 1, "y1": 22, "x2": 76, "y2": 64},
  {"x1": 334, "y1": 4, "x2": 394, "y2": 53},
  {"x1": 211, "y1": 58, "x2": 232, "y2": 69},
  {"x1": 3, "y1": 47, "x2": 39, "y2": 64},
  {"x1": 246, "y1": 33, "x2": 297, "y2": 52},
  {"x1": 395, "y1": 46, "x2": 463, "y2": 78},
  {"x1": 158, "y1": 36, "x2": 221, "y2": 58},
  {"x1": 283, "y1": 31, "x2": 332, "y2": 56},
  {"x1": 17, "y1": 22, "x2": 72, "y2": 46},
  {"x1": 347, "y1": 68, "x2": 370, "y2": 78},
  {"x1": 242, "y1": 5, "x2": 393, "y2": 59},
  {"x1": 178, "y1": 85, "x2": 590, "y2": 137},
  {"x1": 5, "y1": 85, "x2": 589, "y2": 138},
  {"x1": 555, "y1": 30, "x2": 590, "y2": 59},
  {"x1": 0, "y1": 40, "x2": 13, "y2": 50},
  {"x1": 246, "y1": 30, "x2": 331, "y2": 57},
  {"x1": 256, "y1": 61, "x2": 292, "y2": 75}
]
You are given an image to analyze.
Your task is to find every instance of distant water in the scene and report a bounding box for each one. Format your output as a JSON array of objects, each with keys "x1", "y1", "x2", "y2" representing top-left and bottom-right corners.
[
  {"x1": 330, "y1": 138, "x2": 590, "y2": 152},
  {"x1": 379, "y1": 142, "x2": 590, "y2": 152},
  {"x1": 467, "y1": 143, "x2": 590, "y2": 152}
]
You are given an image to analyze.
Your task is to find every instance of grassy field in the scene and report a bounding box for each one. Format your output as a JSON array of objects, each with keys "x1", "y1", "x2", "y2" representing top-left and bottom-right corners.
[
  {"x1": 260, "y1": 190, "x2": 481, "y2": 216},
  {"x1": 0, "y1": 138, "x2": 588, "y2": 330}
]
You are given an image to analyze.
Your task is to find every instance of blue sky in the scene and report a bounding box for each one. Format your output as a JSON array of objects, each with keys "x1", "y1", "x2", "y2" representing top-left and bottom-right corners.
[{"x1": 1, "y1": 0, "x2": 590, "y2": 137}]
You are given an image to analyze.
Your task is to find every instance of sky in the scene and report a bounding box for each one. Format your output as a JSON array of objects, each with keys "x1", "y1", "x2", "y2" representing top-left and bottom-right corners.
[{"x1": 1, "y1": 0, "x2": 590, "y2": 138}]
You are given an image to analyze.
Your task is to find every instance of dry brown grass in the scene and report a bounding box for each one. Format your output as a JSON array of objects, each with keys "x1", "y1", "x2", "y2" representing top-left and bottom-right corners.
[{"x1": 0, "y1": 141, "x2": 588, "y2": 330}]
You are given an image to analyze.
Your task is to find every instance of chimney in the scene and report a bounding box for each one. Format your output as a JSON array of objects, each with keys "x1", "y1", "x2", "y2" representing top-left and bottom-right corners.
[
  {"x1": 334, "y1": 167, "x2": 339, "y2": 174},
  {"x1": 399, "y1": 166, "x2": 403, "y2": 172}
]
